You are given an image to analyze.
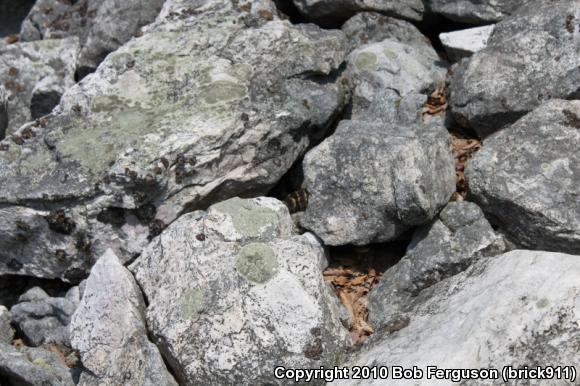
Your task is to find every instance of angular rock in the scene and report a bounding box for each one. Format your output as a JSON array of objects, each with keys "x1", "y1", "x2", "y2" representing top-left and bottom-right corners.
[
  {"x1": 0, "y1": 0, "x2": 348, "y2": 281},
  {"x1": 333, "y1": 250, "x2": 580, "y2": 386},
  {"x1": 0, "y1": 306, "x2": 13, "y2": 344},
  {"x1": 450, "y1": 0, "x2": 580, "y2": 137},
  {"x1": 301, "y1": 91, "x2": 455, "y2": 246},
  {"x1": 439, "y1": 25, "x2": 494, "y2": 62},
  {"x1": 70, "y1": 249, "x2": 177, "y2": 386},
  {"x1": 345, "y1": 28, "x2": 446, "y2": 115},
  {"x1": 0, "y1": 37, "x2": 79, "y2": 137},
  {"x1": 130, "y1": 197, "x2": 349, "y2": 385},
  {"x1": 466, "y1": 100, "x2": 580, "y2": 254},
  {"x1": 291, "y1": 0, "x2": 426, "y2": 26},
  {"x1": 368, "y1": 201, "x2": 507, "y2": 329},
  {"x1": 0, "y1": 342, "x2": 74, "y2": 386},
  {"x1": 11, "y1": 285, "x2": 80, "y2": 347},
  {"x1": 429, "y1": 0, "x2": 530, "y2": 24}
]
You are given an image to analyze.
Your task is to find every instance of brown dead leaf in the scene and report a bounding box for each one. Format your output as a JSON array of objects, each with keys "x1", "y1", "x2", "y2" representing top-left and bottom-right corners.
[
  {"x1": 449, "y1": 133, "x2": 482, "y2": 201},
  {"x1": 422, "y1": 84, "x2": 447, "y2": 117}
]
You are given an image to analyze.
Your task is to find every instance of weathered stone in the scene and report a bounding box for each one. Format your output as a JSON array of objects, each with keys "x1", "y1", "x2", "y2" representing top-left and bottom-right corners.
[
  {"x1": 0, "y1": 37, "x2": 79, "y2": 137},
  {"x1": 291, "y1": 0, "x2": 426, "y2": 26},
  {"x1": 130, "y1": 197, "x2": 349, "y2": 385},
  {"x1": 301, "y1": 91, "x2": 455, "y2": 246},
  {"x1": 466, "y1": 100, "x2": 580, "y2": 254},
  {"x1": 439, "y1": 25, "x2": 494, "y2": 62},
  {"x1": 333, "y1": 250, "x2": 580, "y2": 386},
  {"x1": 0, "y1": 342, "x2": 74, "y2": 386},
  {"x1": 0, "y1": 306, "x2": 13, "y2": 344},
  {"x1": 0, "y1": 0, "x2": 348, "y2": 281},
  {"x1": 450, "y1": 0, "x2": 580, "y2": 137},
  {"x1": 429, "y1": 0, "x2": 530, "y2": 24},
  {"x1": 368, "y1": 201, "x2": 507, "y2": 330},
  {"x1": 11, "y1": 285, "x2": 80, "y2": 346},
  {"x1": 71, "y1": 249, "x2": 177, "y2": 386}
]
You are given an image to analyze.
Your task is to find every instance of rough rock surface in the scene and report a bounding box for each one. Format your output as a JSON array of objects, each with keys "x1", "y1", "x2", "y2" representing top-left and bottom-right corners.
[
  {"x1": 466, "y1": 100, "x2": 580, "y2": 254},
  {"x1": 0, "y1": 0, "x2": 348, "y2": 281},
  {"x1": 450, "y1": 0, "x2": 580, "y2": 137},
  {"x1": 0, "y1": 306, "x2": 13, "y2": 344},
  {"x1": 130, "y1": 197, "x2": 349, "y2": 385},
  {"x1": 368, "y1": 201, "x2": 507, "y2": 330},
  {"x1": 0, "y1": 342, "x2": 74, "y2": 386},
  {"x1": 301, "y1": 91, "x2": 455, "y2": 246},
  {"x1": 291, "y1": 0, "x2": 425, "y2": 26},
  {"x1": 0, "y1": 37, "x2": 79, "y2": 138},
  {"x1": 11, "y1": 285, "x2": 80, "y2": 346},
  {"x1": 439, "y1": 25, "x2": 494, "y2": 62},
  {"x1": 71, "y1": 249, "x2": 177, "y2": 386},
  {"x1": 333, "y1": 250, "x2": 580, "y2": 386},
  {"x1": 429, "y1": 0, "x2": 530, "y2": 24}
]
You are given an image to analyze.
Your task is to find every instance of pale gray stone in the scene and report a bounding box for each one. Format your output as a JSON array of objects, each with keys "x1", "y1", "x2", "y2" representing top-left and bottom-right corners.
[
  {"x1": 0, "y1": 306, "x2": 13, "y2": 344},
  {"x1": 70, "y1": 249, "x2": 177, "y2": 386},
  {"x1": 429, "y1": 0, "x2": 531, "y2": 24},
  {"x1": 439, "y1": 25, "x2": 494, "y2": 62},
  {"x1": 130, "y1": 197, "x2": 349, "y2": 385}
]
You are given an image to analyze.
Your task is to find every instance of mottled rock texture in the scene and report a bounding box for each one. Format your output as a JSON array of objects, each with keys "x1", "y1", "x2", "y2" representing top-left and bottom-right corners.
[
  {"x1": 71, "y1": 249, "x2": 177, "y2": 386},
  {"x1": 334, "y1": 250, "x2": 580, "y2": 386},
  {"x1": 429, "y1": 0, "x2": 531, "y2": 24},
  {"x1": 466, "y1": 100, "x2": 580, "y2": 254},
  {"x1": 0, "y1": 306, "x2": 13, "y2": 344},
  {"x1": 0, "y1": 0, "x2": 348, "y2": 281},
  {"x1": 450, "y1": 0, "x2": 580, "y2": 137},
  {"x1": 130, "y1": 197, "x2": 349, "y2": 385}
]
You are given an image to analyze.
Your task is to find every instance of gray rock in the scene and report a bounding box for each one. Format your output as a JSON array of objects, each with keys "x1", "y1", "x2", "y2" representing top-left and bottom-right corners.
[
  {"x1": 291, "y1": 0, "x2": 426, "y2": 25},
  {"x1": 429, "y1": 0, "x2": 530, "y2": 24},
  {"x1": 70, "y1": 249, "x2": 177, "y2": 386},
  {"x1": 0, "y1": 306, "x2": 13, "y2": 344},
  {"x1": 0, "y1": 0, "x2": 348, "y2": 281},
  {"x1": 0, "y1": 342, "x2": 74, "y2": 386},
  {"x1": 11, "y1": 285, "x2": 80, "y2": 347},
  {"x1": 368, "y1": 201, "x2": 506, "y2": 330},
  {"x1": 301, "y1": 91, "x2": 456, "y2": 246},
  {"x1": 130, "y1": 197, "x2": 349, "y2": 385},
  {"x1": 450, "y1": 0, "x2": 580, "y2": 137},
  {"x1": 439, "y1": 25, "x2": 494, "y2": 62},
  {"x1": 0, "y1": 85, "x2": 7, "y2": 139},
  {"x1": 333, "y1": 250, "x2": 580, "y2": 386},
  {"x1": 0, "y1": 37, "x2": 79, "y2": 137},
  {"x1": 466, "y1": 100, "x2": 580, "y2": 254}
]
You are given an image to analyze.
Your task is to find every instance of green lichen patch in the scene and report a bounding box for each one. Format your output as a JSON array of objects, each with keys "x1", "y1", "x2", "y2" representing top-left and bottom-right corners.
[
  {"x1": 180, "y1": 288, "x2": 204, "y2": 319},
  {"x1": 32, "y1": 358, "x2": 53, "y2": 372},
  {"x1": 236, "y1": 243, "x2": 279, "y2": 284},
  {"x1": 212, "y1": 198, "x2": 279, "y2": 238},
  {"x1": 200, "y1": 80, "x2": 247, "y2": 105},
  {"x1": 355, "y1": 52, "x2": 378, "y2": 72},
  {"x1": 536, "y1": 298, "x2": 549, "y2": 308}
]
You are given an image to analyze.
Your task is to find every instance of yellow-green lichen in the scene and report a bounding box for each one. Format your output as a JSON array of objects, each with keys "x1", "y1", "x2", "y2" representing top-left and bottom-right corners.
[
  {"x1": 212, "y1": 197, "x2": 278, "y2": 238},
  {"x1": 180, "y1": 288, "x2": 204, "y2": 319},
  {"x1": 236, "y1": 243, "x2": 279, "y2": 284},
  {"x1": 355, "y1": 52, "x2": 378, "y2": 72}
]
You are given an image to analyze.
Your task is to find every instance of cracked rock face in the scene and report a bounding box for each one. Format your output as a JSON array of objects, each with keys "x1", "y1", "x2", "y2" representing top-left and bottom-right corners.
[
  {"x1": 466, "y1": 100, "x2": 580, "y2": 254},
  {"x1": 70, "y1": 249, "x2": 177, "y2": 386},
  {"x1": 0, "y1": 0, "x2": 348, "y2": 281},
  {"x1": 301, "y1": 90, "x2": 455, "y2": 246},
  {"x1": 449, "y1": 0, "x2": 580, "y2": 137},
  {"x1": 333, "y1": 250, "x2": 580, "y2": 386},
  {"x1": 429, "y1": 0, "x2": 531, "y2": 24},
  {"x1": 368, "y1": 201, "x2": 507, "y2": 330},
  {"x1": 130, "y1": 197, "x2": 349, "y2": 386},
  {"x1": 0, "y1": 37, "x2": 79, "y2": 138}
]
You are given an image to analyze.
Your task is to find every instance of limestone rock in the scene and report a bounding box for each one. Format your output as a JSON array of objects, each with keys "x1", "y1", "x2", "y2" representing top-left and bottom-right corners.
[
  {"x1": 0, "y1": 0, "x2": 348, "y2": 281},
  {"x1": 439, "y1": 25, "x2": 494, "y2": 62},
  {"x1": 130, "y1": 197, "x2": 349, "y2": 385},
  {"x1": 466, "y1": 100, "x2": 580, "y2": 254},
  {"x1": 449, "y1": 0, "x2": 580, "y2": 137},
  {"x1": 70, "y1": 249, "x2": 177, "y2": 386},
  {"x1": 429, "y1": 0, "x2": 531, "y2": 24},
  {"x1": 333, "y1": 250, "x2": 580, "y2": 386},
  {"x1": 368, "y1": 201, "x2": 507, "y2": 330},
  {"x1": 301, "y1": 91, "x2": 455, "y2": 246}
]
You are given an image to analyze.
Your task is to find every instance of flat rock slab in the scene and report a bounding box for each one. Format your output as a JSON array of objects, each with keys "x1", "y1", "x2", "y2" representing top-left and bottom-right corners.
[
  {"x1": 130, "y1": 197, "x2": 349, "y2": 385},
  {"x1": 466, "y1": 100, "x2": 580, "y2": 254},
  {"x1": 449, "y1": 0, "x2": 580, "y2": 137},
  {"x1": 439, "y1": 25, "x2": 494, "y2": 62},
  {"x1": 333, "y1": 250, "x2": 580, "y2": 385}
]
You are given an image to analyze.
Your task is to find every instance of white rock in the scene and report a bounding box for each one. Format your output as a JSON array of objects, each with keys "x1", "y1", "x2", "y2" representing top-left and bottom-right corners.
[{"x1": 440, "y1": 25, "x2": 495, "y2": 62}]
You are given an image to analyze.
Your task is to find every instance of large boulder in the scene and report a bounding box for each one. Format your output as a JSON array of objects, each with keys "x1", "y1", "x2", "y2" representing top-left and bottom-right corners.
[
  {"x1": 10, "y1": 285, "x2": 81, "y2": 347},
  {"x1": 0, "y1": 37, "x2": 79, "y2": 138},
  {"x1": 334, "y1": 250, "x2": 580, "y2": 386},
  {"x1": 0, "y1": 0, "x2": 349, "y2": 281},
  {"x1": 70, "y1": 249, "x2": 177, "y2": 386},
  {"x1": 429, "y1": 0, "x2": 530, "y2": 24},
  {"x1": 449, "y1": 0, "x2": 580, "y2": 137},
  {"x1": 301, "y1": 91, "x2": 455, "y2": 246},
  {"x1": 466, "y1": 100, "x2": 580, "y2": 254},
  {"x1": 368, "y1": 201, "x2": 507, "y2": 330},
  {"x1": 130, "y1": 196, "x2": 349, "y2": 385}
]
